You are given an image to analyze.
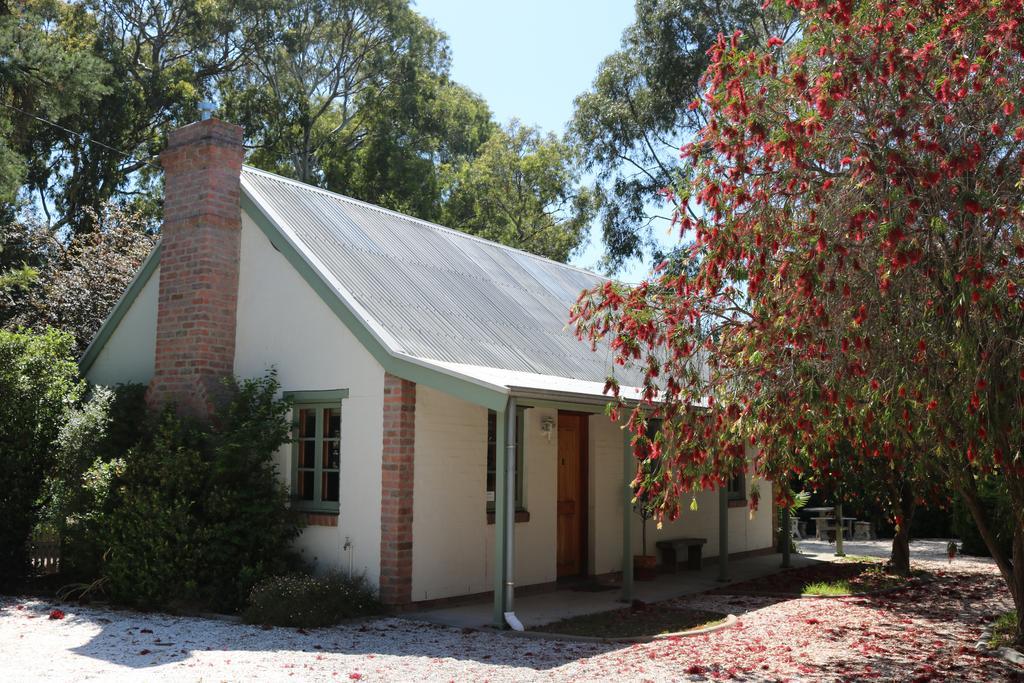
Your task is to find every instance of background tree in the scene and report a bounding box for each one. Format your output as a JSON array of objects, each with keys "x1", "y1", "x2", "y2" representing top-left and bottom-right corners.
[
  {"x1": 572, "y1": 0, "x2": 1024, "y2": 642},
  {"x1": 440, "y1": 120, "x2": 596, "y2": 262},
  {"x1": 1, "y1": 203, "x2": 156, "y2": 354},
  {"x1": 224, "y1": 0, "x2": 419, "y2": 185},
  {"x1": 0, "y1": 0, "x2": 110, "y2": 223},
  {"x1": 323, "y1": 76, "x2": 495, "y2": 222},
  {"x1": 569, "y1": 0, "x2": 797, "y2": 272}
]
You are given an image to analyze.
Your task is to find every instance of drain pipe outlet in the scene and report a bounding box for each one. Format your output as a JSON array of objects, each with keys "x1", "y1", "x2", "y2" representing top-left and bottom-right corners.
[{"x1": 504, "y1": 611, "x2": 524, "y2": 631}]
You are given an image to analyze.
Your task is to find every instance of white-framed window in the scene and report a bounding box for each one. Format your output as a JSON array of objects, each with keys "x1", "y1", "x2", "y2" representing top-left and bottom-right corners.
[{"x1": 287, "y1": 390, "x2": 348, "y2": 513}]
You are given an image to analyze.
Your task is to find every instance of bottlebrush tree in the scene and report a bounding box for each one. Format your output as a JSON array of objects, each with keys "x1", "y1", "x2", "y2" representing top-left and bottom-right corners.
[{"x1": 572, "y1": 0, "x2": 1024, "y2": 641}]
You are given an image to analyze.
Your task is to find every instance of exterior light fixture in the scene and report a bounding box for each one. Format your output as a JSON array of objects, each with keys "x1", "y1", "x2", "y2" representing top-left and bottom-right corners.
[{"x1": 540, "y1": 416, "x2": 555, "y2": 442}]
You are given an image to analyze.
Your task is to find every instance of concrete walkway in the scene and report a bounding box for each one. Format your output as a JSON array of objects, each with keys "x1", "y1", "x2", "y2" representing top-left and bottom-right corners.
[{"x1": 412, "y1": 549, "x2": 821, "y2": 629}]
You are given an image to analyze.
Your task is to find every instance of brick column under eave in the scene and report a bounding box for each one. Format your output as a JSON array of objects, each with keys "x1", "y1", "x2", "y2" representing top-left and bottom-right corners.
[
  {"x1": 147, "y1": 118, "x2": 245, "y2": 419},
  {"x1": 380, "y1": 374, "x2": 415, "y2": 606}
]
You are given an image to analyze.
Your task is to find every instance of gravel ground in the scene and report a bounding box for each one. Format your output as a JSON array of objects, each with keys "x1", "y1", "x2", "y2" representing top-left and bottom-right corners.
[{"x1": 1, "y1": 542, "x2": 1021, "y2": 682}]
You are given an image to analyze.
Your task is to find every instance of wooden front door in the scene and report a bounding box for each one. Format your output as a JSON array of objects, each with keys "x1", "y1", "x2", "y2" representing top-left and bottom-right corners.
[{"x1": 556, "y1": 412, "x2": 588, "y2": 577}]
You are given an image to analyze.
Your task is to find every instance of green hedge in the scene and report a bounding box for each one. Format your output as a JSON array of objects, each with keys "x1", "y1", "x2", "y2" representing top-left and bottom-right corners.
[
  {"x1": 98, "y1": 373, "x2": 305, "y2": 611},
  {"x1": 0, "y1": 329, "x2": 82, "y2": 586}
]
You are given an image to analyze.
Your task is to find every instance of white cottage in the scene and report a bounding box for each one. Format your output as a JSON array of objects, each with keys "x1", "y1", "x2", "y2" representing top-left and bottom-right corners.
[{"x1": 81, "y1": 117, "x2": 774, "y2": 625}]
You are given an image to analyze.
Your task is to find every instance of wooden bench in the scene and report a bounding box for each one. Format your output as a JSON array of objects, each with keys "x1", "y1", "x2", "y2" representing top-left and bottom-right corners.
[{"x1": 655, "y1": 537, "x2": 707, "y2": 572}]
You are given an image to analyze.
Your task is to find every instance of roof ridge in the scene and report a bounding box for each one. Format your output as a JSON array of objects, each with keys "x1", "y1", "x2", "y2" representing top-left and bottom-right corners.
[{"x1": 240, "y1": 164, "x2": 609, "y2": 282}]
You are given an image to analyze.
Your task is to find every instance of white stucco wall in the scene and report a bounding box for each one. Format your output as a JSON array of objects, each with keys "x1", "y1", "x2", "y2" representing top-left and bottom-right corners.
[
  {"x1": 412, "y1": 398, "x2": 773, "y2": 600},
  {"x1": 234, "y1": 211, "x2": 386, "y2": 582},
  {"x1": 85, "y1": 266, "x2": 159, "y2": 387},
  {"x1": 411, "y1": 387, "x2": 558, "y2": 602},
  {"x1": 588, "y1": 415, "x2": 773, "y2": 575}
]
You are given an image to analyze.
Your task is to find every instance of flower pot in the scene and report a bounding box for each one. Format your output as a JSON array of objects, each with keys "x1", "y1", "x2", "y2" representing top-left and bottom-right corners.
[{"x1": 633, "y1": 554, "x2": 658, "y2": 581}]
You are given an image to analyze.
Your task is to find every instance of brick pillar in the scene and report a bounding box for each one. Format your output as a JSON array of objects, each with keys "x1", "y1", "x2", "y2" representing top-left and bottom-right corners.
[
  {"x1": 380, "y1": 373, "x2": 415, "y2": 605},
  {"x1": 147, "y1": 118, "x2": 245, "y2": 419}
]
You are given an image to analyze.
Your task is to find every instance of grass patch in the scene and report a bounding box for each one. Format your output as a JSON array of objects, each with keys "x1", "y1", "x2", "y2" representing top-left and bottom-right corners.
[
  {"x1": 803, "y1": 580, "x2": 853, "y2": 596},
  {"x1": 533, "y1": 605, "x2": 727, "y2": 639},
  {"x1": 989, "y1": 611, "x2": 1019, "y2": 649},
  {"x1": 833, "y1": 554, "x2": 875, "y2": 564},
  {"x1": 800, "y1": 563, "x2": 915, "y2": 596},
  {"x1": 712, "y1": 560, "x2": 924, "y2": 597}
]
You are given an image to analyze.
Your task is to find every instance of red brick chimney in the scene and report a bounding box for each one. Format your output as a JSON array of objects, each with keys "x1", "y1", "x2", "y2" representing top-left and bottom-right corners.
[{"x1": 147, "y1": 117, "x2": 245, "y2": 419}]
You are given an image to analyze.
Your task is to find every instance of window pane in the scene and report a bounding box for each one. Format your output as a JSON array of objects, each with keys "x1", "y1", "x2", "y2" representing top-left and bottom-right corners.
[
  {"x1": 297, "y1": 470, "x2": 314, "y2": 501},
  {"x1": 323, "y1": 471, "x2": 339, "y2": 502},
  {"x1": 298, "y1": 408, "x2": 316, "y2": 438},
  {"x1": 486, "y1": 411, "x2": 496, "y2": 488},
  {"x1": 324, "y1": 407, "x2": 341, "y2": 439},
  {"x1": 323, "y1": 440, "x2": 340, "y2": 470},
  {"x1": 299, "y1": 440, "x2": 315, "y2": 468}
]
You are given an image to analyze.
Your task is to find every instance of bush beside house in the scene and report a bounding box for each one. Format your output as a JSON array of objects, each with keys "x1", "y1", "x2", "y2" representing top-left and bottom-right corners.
[
  {"x1": 0, "y1": 329, "x2": 83, "y2": 587},
  {"x1": 98, "y1": 374, "x2": 304, "y2": 611},
  {"x1": 244, "y1": 573, "x2": 382, "y2": 627},
  {"x1": 2, "y1": 343, "x2": 309, "y2": 614}
]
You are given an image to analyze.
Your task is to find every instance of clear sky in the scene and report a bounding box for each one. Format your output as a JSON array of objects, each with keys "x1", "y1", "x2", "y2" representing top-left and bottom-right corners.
[{"x1": 413, "y1": 0, "x2": 658, "y2": 281}]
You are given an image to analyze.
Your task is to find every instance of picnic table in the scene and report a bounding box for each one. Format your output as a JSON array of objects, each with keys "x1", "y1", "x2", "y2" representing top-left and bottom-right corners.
[{"x1": 803, "y1": 507, "x2": 857, "y2": 541}]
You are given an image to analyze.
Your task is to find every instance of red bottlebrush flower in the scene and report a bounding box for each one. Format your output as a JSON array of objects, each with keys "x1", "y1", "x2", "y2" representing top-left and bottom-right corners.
[
  {"x1": 963, "y1": 199, "x2": 984, "y2": 215},
  {"x1": 926, "y1": 399, "x2": 938, "y2": 411},
  {"x1": 870, "y1": 379, "x2": 880, "y2": 391},
  {"x1": 990, "y1": 122, "x2": 1003, "y2": 136},
  {"x1": 48, "y1": 609, "x2": 65, "y2": 620},
  {"x1": 768, "y1": 35, "x2": 784, "y2": 47},
  {"x1": 905, "y1": 22, "x2": 916, "y2": 33},
  {"x1": 1005, "y1": 101, "x2": 1016, "y2": 116},
  {"x1": 816, "y1": 97, "x2": 833, "y2": 118},
  {"x1": 1008, "y1": 282, "x2": 1018, "y2": 298}
]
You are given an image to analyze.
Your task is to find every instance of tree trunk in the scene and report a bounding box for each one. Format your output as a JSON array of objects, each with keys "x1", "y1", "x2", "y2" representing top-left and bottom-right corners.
[
  {"x1": 1012, "y1": 525, "x2": 1024, "y2": 648},
  {"x1": 889, "y1": 484, "x2": 916, "y2": 576},
  {"x1": 957, "y1": 480, "x2": 1023, "y2": 647}
]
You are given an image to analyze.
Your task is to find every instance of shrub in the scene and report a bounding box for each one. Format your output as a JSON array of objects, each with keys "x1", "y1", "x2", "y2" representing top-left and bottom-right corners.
[
  {"x1": 40, "y1": 383, "x2": 148, "y2": 582},
  {"x1": 0, "y1": 328, "x2": 82, "y2": 585},
  {"x1": 99, "y1": 372, "x2": 304, "y2": 611},
  {"x1": 244, "y1": 573, "x2": 382, "y2": 628}
]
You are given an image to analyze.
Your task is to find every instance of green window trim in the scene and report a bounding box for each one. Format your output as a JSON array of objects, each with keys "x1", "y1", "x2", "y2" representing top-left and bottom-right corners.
[
  {"x1": 286, "y1": 390, "x2": 348, "y2": 513},
  {"x1": 287, "y1": 389, "x2": 349, "y2": 403},
  {"x1": 486, "y1": 406, "x2": 526, "y2": 513}
]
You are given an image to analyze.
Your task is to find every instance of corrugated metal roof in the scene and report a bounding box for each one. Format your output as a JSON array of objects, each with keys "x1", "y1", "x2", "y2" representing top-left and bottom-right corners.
[{"x1": 241, "y1": 166, "x2": 645, "y2": 387}]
